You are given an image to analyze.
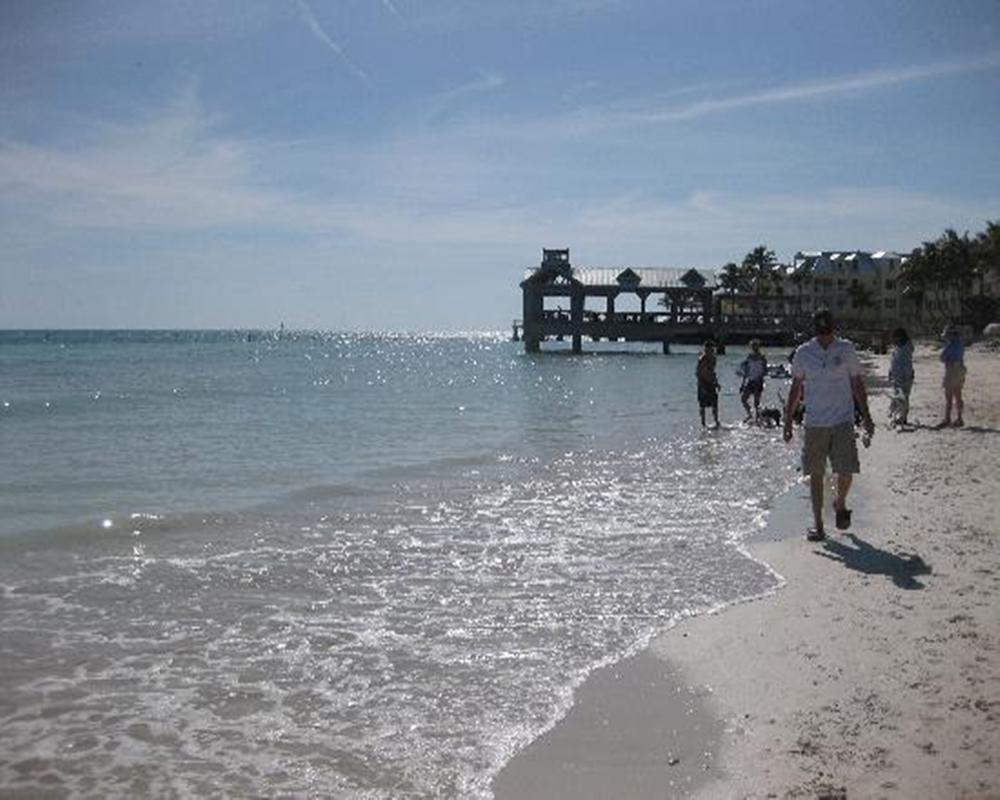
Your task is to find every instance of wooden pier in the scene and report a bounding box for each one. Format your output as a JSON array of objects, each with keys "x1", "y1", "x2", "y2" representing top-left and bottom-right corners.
[{"x1": 517, "y1": 249, "x2": 813, "y2": 353}]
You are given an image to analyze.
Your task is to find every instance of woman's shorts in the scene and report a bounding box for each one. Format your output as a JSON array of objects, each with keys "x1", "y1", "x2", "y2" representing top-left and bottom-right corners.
[
  {"x1": 943, "y1": 363, "x2": 966, "y2": 392},
  {"x1": 802, "y1": 422, "x2": 860, "y2": 476}
]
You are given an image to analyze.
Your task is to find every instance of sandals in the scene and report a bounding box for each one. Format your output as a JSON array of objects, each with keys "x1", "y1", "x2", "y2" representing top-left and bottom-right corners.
[
  {"x1": 807, "y1": 501, "x2": 851, "y2": 541},
  {"x1": 834, "y1": 503, "x2": 852, "y2": 530}
]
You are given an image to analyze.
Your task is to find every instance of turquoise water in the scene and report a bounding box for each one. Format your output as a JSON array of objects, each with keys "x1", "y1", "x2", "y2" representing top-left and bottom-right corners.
[{"x1": 1, "y1": 330, "x2": 797, "y2": 798}]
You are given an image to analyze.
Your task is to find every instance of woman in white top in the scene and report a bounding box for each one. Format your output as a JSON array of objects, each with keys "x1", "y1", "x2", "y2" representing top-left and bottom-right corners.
[{"x1": 738, "y1": 339, "x2": 768, "y2": 423}]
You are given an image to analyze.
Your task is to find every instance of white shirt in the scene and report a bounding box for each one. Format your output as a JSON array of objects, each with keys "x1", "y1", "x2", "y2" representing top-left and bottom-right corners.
[{"x1": 791, "y1": 337, "x2": 862, "y2": 427}]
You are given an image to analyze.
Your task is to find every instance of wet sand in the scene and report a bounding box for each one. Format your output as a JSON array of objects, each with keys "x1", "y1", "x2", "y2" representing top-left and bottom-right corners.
[{"x1": 495, "y1": 342, "x2": 1000, "y2": 798}]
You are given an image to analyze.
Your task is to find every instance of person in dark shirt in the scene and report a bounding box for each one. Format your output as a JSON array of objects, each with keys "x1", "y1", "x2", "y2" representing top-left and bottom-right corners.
[{"x1": 696, "y1": 341, "x2": 721, "y2": 428}]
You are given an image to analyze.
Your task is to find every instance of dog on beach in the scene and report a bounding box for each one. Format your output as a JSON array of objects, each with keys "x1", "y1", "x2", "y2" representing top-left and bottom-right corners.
[{"x1": 759, "y1": 406, "x2": 782, "y2": 427}]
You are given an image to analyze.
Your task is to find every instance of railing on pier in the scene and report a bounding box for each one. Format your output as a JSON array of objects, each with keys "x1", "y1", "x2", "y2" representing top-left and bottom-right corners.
[{"x1": 514, "y1": 310, "x2": 890, "y2": 351}]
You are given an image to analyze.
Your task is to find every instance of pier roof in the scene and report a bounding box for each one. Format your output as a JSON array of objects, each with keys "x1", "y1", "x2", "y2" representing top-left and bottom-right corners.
[{"x1": 522, "y1": 266, "x2": 718, "y2": 289}]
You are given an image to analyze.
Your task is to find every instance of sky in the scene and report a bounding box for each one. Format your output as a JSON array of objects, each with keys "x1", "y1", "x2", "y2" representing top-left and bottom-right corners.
[{"x1": 2, "y1": 0, "x2": 999, "y2": 331}]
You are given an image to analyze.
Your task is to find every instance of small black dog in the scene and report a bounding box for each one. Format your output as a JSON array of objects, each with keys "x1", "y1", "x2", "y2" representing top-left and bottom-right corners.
[{"x1": 759, "y1": 407, "x2": 782, "y2": 427}]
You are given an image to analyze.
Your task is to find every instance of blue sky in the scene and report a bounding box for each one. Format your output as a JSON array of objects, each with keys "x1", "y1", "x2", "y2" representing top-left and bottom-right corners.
[{"x1": 2, "y1": 0, "x2": 999, "y2": 330}]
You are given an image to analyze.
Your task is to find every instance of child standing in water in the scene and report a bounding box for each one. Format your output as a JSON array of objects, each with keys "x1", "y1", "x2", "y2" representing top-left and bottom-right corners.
[{"x1": 696, "y1": 341, "x2": 721, "y2": 428}]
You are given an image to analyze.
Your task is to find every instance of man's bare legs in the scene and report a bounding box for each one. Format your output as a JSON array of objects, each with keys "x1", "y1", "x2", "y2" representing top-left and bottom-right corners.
[
  {"x1": 834, "y1": 473, "x2": 852, "y2": 513},
  {"x1": 810, "y1": 472, "x2": 854, "y2": 533},
  {"x1": 809, "y1": 473, "x2": 825, "y2": 532}
]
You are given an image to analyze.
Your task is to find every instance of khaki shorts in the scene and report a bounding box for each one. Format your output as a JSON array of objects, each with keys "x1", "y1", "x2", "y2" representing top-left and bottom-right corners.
[
  {"x1": 943, "y1": 363, "x2": 966, "y2": 392},
  {"x1": 802, "y1": 422, "x2": 860, "y2": 476}
]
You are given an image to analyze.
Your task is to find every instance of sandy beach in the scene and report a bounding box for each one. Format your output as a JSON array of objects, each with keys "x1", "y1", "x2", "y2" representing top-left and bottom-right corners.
[{"x1": 495, "y1": 342, "x2": 1000, "y2": 799}]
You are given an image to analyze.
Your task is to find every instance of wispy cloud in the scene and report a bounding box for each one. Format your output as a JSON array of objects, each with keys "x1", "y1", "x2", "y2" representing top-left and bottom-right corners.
[
  {"x1": 380, "y1": 0, "x2": 406, "y2": 23},
  {"x1": 567, "y1": 187, "x2": 998, "y2": 263},
  {"x1": 0, "y1": 89, "x2": 532, "y2": 245},
  {"x1": 424, "y1": 50, "x2": 1000, "y2": 148},
  {"x1": 2, "y1": 82, "x2": 996, "y2": 268},
  {"x1": 295, "y1": 0, "x2": 371, "y2": 84},
  {"x1": 631, "y1": 51, "x2": 1000, "y2": 123},
  {"x1": 430, "y1": 70, "x2": 505, "y2": 111}
]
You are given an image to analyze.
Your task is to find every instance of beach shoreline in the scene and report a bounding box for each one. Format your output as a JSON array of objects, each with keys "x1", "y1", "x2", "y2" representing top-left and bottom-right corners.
[{"x1": 494, "y1": 342, "x2": 1000, "y2": 798}]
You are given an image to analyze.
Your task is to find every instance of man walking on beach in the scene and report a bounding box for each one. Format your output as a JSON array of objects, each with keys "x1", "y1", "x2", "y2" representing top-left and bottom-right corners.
[{"x1": 783, "y1": 309, "x2": 875, "y2": 541}]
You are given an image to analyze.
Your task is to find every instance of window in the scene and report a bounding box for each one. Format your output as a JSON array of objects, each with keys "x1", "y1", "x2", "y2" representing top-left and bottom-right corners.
[
  {"x1": 884, "y1": 298, "x2": 897, "y2": 308},
  {"x1": 885, "y1": 280, "x2": 895, "y2": 290}
]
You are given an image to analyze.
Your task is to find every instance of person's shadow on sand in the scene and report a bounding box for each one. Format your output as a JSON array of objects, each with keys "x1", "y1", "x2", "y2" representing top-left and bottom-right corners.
[
  {"x1": 818, "y1": 533, "x2": 932, "y2": 590},
  {"x1": 906, "y1": 422, "x2": 1000, "y2": 435}
]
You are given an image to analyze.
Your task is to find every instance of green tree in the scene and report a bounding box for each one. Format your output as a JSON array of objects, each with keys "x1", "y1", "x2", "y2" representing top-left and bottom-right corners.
[
  {"x1": 788, "y1": 262, "x2": 812, "y2": 318},
  {"x1": 742, "y1": 245, "x2": 778, "y2": 294},
  {"x1": 847, "y1": 282, "x2": 876, "y2": 323},
  {"x1": 966, "y1": 220, "x2": 1000, "y2": 329},
  {"x1": 939, "y1": 229, "x2": 975, "y2": 300},
  {"x1": 973, "y1": 220, "x2": 1000, "y2": 293},
  {"x1": 742, "y1": 245, "x2": 778, "y2": 318},
  {"x1": 902, "y1": 221, "x2": 1000, "y2": 330},
  {"x1": 902, "y1": 240, "x2": 944, "y2": 326},
  {"x1": 719, "y1": 261, "x2": 749, "y2": 295}
]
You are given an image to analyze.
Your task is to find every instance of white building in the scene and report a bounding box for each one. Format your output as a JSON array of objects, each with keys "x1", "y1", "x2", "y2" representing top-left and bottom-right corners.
[{"x1": 785, "y1": 249, "x2": 923, "y2": 328}]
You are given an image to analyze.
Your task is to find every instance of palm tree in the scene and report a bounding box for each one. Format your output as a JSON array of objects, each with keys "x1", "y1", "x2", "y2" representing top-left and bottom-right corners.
[
  {"x1": 901, "y1": 242, "x2": 939, "y2": 328},
  {"x1": 742, "y1": 245, "x2": 778, "y2": 320},
  {"x1": 742, "y1": 245, "x2": 778, "y2": 292},
  {"x1": 972, "y1": 221, "x2": 1000, "y2": 293},
  {"x1": 788, "y1": 266, "x2": 809, "y2": 319},
  {"x1": 939, "y1": 229, "x2": 975, "y2": 316},
  {"x1": 846, "y1": 282, "x2": 876, "y2": 324},
  {"x1": 718, "y1": 261, "x2": 749, "y2": 320},
  {"x1": 966, "y1": 220, "x2": 1000, "y2": 329},
  {"x1": 901, "y1": 221, "x2": 1000, "y2": 330},
  {"x1": 719, "y1": 261, "x2": 748, "y2": 294}
]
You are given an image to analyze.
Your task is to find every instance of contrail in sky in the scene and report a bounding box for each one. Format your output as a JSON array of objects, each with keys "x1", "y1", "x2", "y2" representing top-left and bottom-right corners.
[
  {"x1": 295, "y1": 0, "x2": 371, "y2": 84},
  {"x1": 381, "y1": 0, "x2": 405, "y2": 22},
  {"x1": 640, "y1": 50, "x2": 1000, "y2": 122}
]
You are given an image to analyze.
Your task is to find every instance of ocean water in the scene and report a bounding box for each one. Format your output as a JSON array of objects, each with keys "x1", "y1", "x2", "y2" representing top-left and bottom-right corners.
[{"x1": 0, "y1": 330, "x2": 799, "y2": 798}]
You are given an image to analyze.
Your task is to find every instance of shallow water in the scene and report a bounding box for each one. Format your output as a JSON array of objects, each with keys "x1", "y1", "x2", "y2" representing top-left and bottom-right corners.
[{"x1": 0, "y1": 331, "x2": 797, "y2": 797}]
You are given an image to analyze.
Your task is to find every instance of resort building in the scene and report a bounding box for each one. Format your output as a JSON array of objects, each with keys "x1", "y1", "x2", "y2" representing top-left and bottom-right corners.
[
  {"x1": 782, "y1": 249, "x2": 982, "y2": 333},
  {"x1": 787, "y1": 250, "x2": 901, "y2": 326}
]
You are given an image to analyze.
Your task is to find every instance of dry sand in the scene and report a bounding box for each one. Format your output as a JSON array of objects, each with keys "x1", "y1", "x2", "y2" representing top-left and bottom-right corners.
[{"x1": 495, "y1": 342, "x2": 1000, "y2": 799}]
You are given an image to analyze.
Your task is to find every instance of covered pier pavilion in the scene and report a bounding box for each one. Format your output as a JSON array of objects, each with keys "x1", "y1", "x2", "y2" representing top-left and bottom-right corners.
[{"x1": 518, "y1": 249, "x2": 722, "y2": 354}]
